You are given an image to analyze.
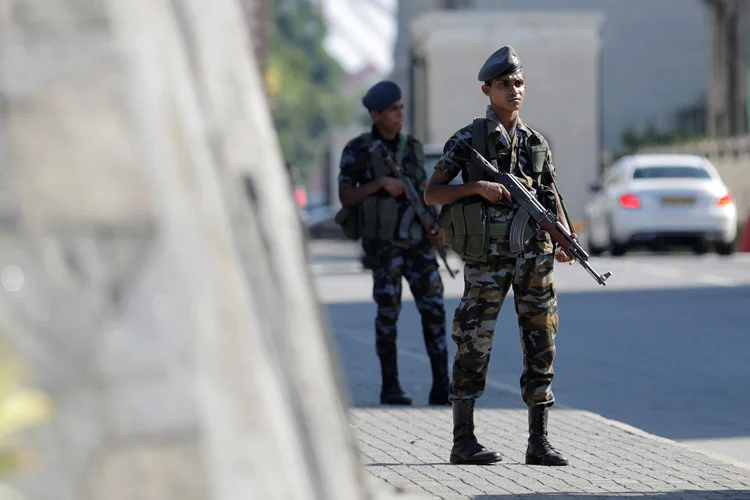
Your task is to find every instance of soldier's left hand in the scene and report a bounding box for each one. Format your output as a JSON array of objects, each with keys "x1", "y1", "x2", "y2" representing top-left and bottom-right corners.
[
  {"x1": 555, "y1": 233, "x2": 577, "y2": 264},
  {"x1": 427, "y1": 228, "x2": 444, "y2": 248}
]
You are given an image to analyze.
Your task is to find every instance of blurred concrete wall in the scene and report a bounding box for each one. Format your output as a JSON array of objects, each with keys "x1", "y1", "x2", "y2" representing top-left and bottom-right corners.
[{"x1": 0, "y1": 1, "x2": 370, "y2": 499}]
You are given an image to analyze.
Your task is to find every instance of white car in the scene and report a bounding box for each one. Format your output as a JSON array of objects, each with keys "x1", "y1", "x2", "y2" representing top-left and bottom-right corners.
[{"x1": 584, "y1": 154, "x2": 738, "y2": 256}]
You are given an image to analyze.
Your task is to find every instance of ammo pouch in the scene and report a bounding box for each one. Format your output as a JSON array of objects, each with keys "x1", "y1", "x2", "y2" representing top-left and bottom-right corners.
[
  {"x1": 438, "y1": 201, "x2": 491, "y2": 262},
  {"x1": 360, "y1": 195, "x2": 399, "y2": 240},
  {"x1": 334, "y1": 206, "x2": 361, "y2": 240}
]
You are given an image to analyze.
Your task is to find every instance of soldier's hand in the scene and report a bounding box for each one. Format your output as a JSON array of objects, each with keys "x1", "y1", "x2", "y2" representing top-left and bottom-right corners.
[
  {"x1": 475, "y1": 180, "x2": 512, "y2": 203},
  {"x1": 380, "y1": 177, "x2": 406, "y2": 198},
  {"x1": 555, "y1": 233, "x2": 577, "y2": 264},
  {"x1": 426, "y1": 227, "x2": 444, "y2": 248}
]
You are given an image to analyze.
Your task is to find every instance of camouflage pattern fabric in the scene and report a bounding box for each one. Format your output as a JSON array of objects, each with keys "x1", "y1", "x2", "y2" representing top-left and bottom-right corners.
[
  {"x1": 338, "y1": 126, "x2": 427, "y2": 241},
  {"x1": 450, "y1": 241, "x2": 558, "y2": 407},
  {"x1": 339, "y1": 125, "x2": 448, "y2": 381},
  {"x1": 369, "y1": 236, "x2": 447, "y2": 363},
  {"x1": 433, "y1": 106, "x2": 555, "y2": 257},
  {"x1": 433, "y1": 107, "x2": 560, "y2": 407}
]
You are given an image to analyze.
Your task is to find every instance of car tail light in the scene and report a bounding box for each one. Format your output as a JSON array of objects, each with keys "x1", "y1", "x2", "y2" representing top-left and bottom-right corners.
[
  {"x1": 619, "y1": 193, "x2": 641, "y2": 209},
  {"x1": 717, "y1": 193, "x2": 733, "y2": 206}
]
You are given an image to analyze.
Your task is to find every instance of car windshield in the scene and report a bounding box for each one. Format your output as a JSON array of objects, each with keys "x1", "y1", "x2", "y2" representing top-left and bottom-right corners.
[{"x1": 632, "y1": 166, "x2": 712, "y2": 180}]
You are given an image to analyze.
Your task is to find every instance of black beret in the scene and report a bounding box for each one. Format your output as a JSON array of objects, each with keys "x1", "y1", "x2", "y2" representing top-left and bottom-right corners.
[
  {"x1": 477, "y1": 45, "x2": 522, "y2": 82},
  {"x1": 362, "y1": 80, "x2": 402, "y2": 111}
]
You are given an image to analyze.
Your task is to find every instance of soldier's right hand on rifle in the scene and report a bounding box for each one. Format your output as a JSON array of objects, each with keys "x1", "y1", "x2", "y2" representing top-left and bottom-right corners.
[
  {"x1": 474, "y1": 180, "x2": 512, "y2": 203},
  {"x1": 380, "y1": 176, "x2": 406, "y2": 198},
  {"x1": 426, "y1": 228, "x2": 445, "y2": 248}
]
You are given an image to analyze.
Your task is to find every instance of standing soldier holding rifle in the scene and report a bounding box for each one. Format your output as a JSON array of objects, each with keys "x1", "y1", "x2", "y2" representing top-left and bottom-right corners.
[
  {"x1": 336, "y1": 80, "x2": 453, "y2": 406},
  {"x1": 425, "y1": 46, "x2": 607, "y2": 466}
]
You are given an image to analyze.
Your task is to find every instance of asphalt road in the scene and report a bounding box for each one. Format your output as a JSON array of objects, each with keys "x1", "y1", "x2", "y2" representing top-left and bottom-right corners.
[{"x1": 309, "y1": 240, "x2": 750, "y2": 465}]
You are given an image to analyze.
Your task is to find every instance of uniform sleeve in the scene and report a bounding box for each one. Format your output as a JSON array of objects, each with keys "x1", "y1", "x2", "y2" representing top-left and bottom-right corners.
[
  {"x1": 542, "y1": 141, "x2": 557, "y2": 184},
  {"x1": 337, "y1": 140, "x2": 362, "y2": 185},
  {"x1": 433, "y1": 127, "x2": 473, "y2": 182}
]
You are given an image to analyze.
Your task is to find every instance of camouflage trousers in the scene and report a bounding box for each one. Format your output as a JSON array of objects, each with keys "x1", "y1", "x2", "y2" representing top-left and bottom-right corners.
[
  {"x1": 450, "y1": 246, "x2": 558, "y2": 408},
  {"x1": 368, "y1": 238, "x2": 448, "y2": 362}
]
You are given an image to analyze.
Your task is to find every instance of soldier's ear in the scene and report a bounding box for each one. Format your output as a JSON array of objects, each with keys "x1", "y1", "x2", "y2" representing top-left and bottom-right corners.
[{"x1": 481, "y1": 84, "x2": 491, "y2": 97}]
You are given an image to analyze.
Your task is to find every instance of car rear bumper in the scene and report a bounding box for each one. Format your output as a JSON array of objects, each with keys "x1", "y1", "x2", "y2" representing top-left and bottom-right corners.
[
  {"x1": 627, "y1": 230, "x2": 726, "y2": 245},
  {"x1": 613, "y1": 206, "x2": 738, "y2": 244}
]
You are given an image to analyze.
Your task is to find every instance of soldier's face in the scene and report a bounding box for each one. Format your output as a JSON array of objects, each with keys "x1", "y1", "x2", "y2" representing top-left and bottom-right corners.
[
  {"x1": 372, "y1": 101, "x2": 404, "y2": 134},
  {"x1": 482, "y1": 72, "x2": 525, "y2": 112}
]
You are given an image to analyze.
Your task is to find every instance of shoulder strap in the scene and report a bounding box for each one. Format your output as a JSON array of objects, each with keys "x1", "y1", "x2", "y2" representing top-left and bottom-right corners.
[{"x1": 471, "y1": 118, "x2": 486, "y2": 158}]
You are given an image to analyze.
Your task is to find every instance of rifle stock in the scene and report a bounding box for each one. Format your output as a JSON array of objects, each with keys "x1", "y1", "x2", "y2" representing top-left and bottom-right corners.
[
  {"x1": 458, "y1": 139, "x2": 612, "y2": 286},
  {"x1": 371, "y1": 140, "x2": 457, "y2": 279}
]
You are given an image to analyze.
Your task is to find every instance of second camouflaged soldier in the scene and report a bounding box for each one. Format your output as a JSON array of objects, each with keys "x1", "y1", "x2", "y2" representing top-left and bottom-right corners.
[
  {"x1": 337, "y1": 81, "x2": 450, "y2": 406},
  {"x1": 424, "y1": 47, "x2": 575, "y2": 466}
]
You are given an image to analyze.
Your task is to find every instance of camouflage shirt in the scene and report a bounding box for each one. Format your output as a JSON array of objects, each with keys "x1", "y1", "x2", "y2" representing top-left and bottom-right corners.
[
  {"x1": 338, "y1": 125, "x2": 427, "y2": 241},
  {"x1": 434, "y1": 106, "x2": 556, "y2": 256}
]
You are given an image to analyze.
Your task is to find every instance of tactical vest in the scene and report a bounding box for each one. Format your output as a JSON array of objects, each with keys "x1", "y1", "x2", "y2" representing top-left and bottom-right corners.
[
  {"x1": 468, "y1": 118, "x2": 551, "y2": 187},
  {"x1": 438, "y1": 118, "x2": 561, "y2": 261},
  {"x1": 358, "y1": 133, "x2": 425, "y2": 241}
]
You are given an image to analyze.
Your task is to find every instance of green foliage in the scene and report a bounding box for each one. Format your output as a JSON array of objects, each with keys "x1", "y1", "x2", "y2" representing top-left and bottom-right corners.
[{"x1": 266, "y1": 0, "x2": 353, "y2": 180}]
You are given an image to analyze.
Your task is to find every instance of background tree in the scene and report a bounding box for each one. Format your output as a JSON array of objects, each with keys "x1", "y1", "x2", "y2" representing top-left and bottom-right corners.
[{"x1": 265, "y1": 0, "x2": 353, "y2": 183}]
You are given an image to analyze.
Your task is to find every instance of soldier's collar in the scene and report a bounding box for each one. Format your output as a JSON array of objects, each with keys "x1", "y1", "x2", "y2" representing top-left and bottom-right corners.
[{"x1": 485, "y1": 106, "x2": 528, "y2": 146}]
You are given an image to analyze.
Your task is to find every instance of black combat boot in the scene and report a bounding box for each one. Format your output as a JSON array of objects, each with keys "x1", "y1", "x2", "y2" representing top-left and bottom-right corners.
[
  {"x1": 428, "y1": 353, "x2": 450, "y2": 406},
  {"x1": 379, "y1": 353, "x2": 412, "y2": 405},
  {"x1": 525, "y1": 406, "x2": 569, "y2": 466},
  {"x1": 449, "y1": 400, "x2": 503, "y2": 465}
]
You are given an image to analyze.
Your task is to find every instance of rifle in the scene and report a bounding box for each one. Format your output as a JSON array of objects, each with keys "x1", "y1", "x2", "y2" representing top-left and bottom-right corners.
[
  {"x1": 458, "y1": 138, "x2": 612, "y2": 286},
  {"x1": 370, "y1": 140, "x2": 457, "y2": 279}
]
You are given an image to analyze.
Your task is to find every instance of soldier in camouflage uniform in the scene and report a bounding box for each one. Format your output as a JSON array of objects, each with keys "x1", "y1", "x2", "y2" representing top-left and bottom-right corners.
[
  {"x1": 338, "y1": 81, "x2": 450, "y2": 406},
  {"x1": 424, "y1": 47, "x2": 574, "y2": 466}
]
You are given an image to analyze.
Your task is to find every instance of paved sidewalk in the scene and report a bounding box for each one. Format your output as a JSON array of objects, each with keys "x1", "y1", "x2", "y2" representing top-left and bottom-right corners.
[
  {"x1": 312, "y1": 240, "x2": 750, "y2": 499},
  {"x1": 337, "y1": 327, "x2": 750, "y2": 499},
  {"x1": 352, "y1": 406, "x2": 750, "y2": 499}
]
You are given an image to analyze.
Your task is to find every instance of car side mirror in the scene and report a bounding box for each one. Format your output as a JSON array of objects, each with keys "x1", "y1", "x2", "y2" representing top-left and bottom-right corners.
[{"x1": 589, "y1": 182, "x2": 603, "y2": 193}]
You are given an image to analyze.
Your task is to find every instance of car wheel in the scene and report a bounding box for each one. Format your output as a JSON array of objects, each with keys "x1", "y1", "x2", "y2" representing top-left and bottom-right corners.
[
  {"x1": 692, "y1": 239, "x2": 710, "y2": 255},
  {"x1": 588, "y1": 244, "x2": 604, "y2": 257},
  {"x1": 585, "y1": 218, "x2": 605, "y2": 256},
  {"x1": 611, "y1": 242, "x2": 627, "y2": 257},
  {"x1": 607, "y1": 220, "x2": 627, "y2": 256},
  {"x1": 716, "y1": 242, "x2": 735, "y2": 256}
]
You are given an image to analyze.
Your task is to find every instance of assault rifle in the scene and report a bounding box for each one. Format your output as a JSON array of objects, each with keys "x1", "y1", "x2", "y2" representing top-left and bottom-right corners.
[
  {"x1": 458, "y1": 138, "x2": 612, "y2": 286},
  {"x1": 370, "y1": 140, "x2": 457, "y2": 279}
]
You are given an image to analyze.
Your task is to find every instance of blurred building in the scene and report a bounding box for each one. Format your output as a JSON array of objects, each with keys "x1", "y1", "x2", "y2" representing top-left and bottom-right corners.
[{"x1": 393, "y1": 0, "x2": 710, "y2": 151}]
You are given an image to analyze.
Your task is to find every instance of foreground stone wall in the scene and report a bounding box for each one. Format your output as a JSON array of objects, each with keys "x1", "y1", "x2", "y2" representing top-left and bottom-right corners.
[{"x1": 0, "y1": 1, "x2": 370, "y2": 499}]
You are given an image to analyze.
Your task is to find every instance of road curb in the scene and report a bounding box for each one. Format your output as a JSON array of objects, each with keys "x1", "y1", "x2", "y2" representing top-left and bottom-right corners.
[{"x1": 581, "y1": 410, "x2": 750, "y2": 472}]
